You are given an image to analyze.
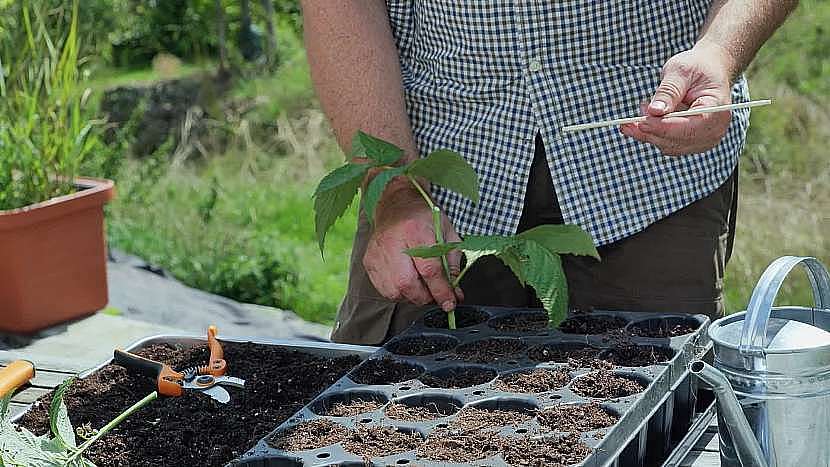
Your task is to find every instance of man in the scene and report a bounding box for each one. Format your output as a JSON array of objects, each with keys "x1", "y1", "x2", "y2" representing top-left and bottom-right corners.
[{"x1": 301, "y1": 1, "x2": 798, "y2": 345}]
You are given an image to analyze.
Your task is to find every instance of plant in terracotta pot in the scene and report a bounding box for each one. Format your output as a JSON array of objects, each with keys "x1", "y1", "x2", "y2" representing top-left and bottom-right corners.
[{"x1": 0, "y1": 1, "x2": 115, "y2": 333}]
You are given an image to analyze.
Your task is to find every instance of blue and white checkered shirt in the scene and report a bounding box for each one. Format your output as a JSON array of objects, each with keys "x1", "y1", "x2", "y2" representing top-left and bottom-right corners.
[{"x1": 386, "y1": 1, "x2": 750, "y2": 246}]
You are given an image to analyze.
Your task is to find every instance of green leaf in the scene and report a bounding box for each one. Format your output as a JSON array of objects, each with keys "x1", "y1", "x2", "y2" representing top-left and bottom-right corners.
[
  {"x1": 362, "y1": 166, "x2": 406, "y2": 225},
  {"x1": 462, "y1": 249, "x2": 498, "y2": 269},
  {"x1": 517, "y1": 224, "x2": 600, "y2": 259},
  {"x1": 313, "y1": 163, "x2": 370, "y2": 254},
  {"x1": 495, "y1": 246, "x2": 528, "y2": 286},
  {"x1": 49, "y1": 377, "x2": 76, "y2": 449},
  {"x1": 405, "y1": 242, "x2": 461, "y2": 259},
  {"x1": 314, "y1": 162, "x2": 369, "y2": 195},
  {"x1": 457, "y1": 235, "x2": 515, "y2": 252},
  {"x1": 407, "y1": 150, "x2": 480, "y2": 203},
  {"x1": 350, "y1": 131, "x2": 404, "y2": 165},
  {"x1": 520, "y1": 241, "x2": 569, "y2": 325}
]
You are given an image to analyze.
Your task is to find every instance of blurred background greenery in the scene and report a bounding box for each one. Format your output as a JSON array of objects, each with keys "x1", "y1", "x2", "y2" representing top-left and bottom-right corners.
[{"x1": 2, "y1": 0, "x2": 827, "y2": 324}]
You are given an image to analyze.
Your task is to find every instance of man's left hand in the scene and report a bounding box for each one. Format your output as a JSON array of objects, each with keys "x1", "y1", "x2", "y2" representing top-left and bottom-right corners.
[{"x1": 620, "y1": 42, "x2": 736, "y2": 156}]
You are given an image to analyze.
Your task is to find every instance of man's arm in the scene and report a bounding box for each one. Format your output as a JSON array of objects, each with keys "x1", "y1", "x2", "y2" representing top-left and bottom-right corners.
[
  {"x1": 621, "y1": 0, "x2": 799, "y2": 155},
  {"x1": 302, "y1": 1, "x2": 463, "y2": 312}
]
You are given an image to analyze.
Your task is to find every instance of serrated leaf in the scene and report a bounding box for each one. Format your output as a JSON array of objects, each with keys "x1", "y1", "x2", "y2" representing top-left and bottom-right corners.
[
  {"x1": 520, "y1": 241, "x2": 569, "y2": 325},
  {"x1": 313, "y1": 163, "x2": 369, "y2": 254},
  {"x1": 362, "y1": 166, "x2": 406, "y2": 225},
  {"x1": 495, "y1": 246, "x2": 527, "y2": 286},
  {"x1": 462, "y1": 249, "x2": 497, "y2": 269},
  {"x1": 407, "y1": 150, "x2": 480, "y2": 203},
  {"x1": 313, "y1": 162, "x2": 369, "y2": 195},
  {"x1": 350, "y1": 131, "x2": 404, "y2": 165},
  {"x1": 457, "y1": 235, "x2": 516, "y2": 252},
  {"x1": 517, "y1": 224, "x2": 600, "y2": 259},
  {"x1": 49, "y1": 377, "x2": 76, "y2": 449}
]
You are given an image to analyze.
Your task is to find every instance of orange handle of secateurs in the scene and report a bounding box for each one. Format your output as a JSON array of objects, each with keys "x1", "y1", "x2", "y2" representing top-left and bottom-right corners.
[
  {"x1": 205, "y1": 325, "x2": 227, "y2": 377},
  {"x1": 0, "y1": 360, "x2": 35, "y2": 399},
  {"x1": 113, "y1": 349, "x2": 184, "y2": 397}
]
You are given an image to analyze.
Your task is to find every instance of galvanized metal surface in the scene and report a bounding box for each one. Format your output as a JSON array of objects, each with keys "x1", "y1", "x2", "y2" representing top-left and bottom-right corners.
[
  {"x1": 707, "y1": 256, "x2": 830, "y2": 467},
  {"x1": 10, "y1": 335, "x2": 378, "y2": 423},
  {"x1": 240, "y1": 307, "x2": 713, "y2": 467}
]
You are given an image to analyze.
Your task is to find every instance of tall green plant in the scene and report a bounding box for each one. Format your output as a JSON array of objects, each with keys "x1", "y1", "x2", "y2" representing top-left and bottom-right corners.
[
  {"x1": 314, "y1": 131, "x2": 599, "y2": 328},
  {"x1": 0, "y1": 0, "x2": 99, "y2": 211}
]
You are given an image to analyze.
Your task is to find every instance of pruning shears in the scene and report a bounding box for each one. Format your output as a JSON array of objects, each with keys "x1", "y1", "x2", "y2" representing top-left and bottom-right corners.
[{"x1": 113, "y1": 325, "x2": 245, "y2": 404}]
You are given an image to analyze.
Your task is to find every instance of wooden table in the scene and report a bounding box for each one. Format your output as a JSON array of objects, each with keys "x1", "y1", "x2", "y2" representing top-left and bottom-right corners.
[
  {"x1": 3, "y1": 363, "x2": 74, "y2": 419},
  {"x1": 681, "y1": 418, "x2": 721, "y2": 466},
  {"x1": 3, "y1": 363, "x2": 723, "y2": 466}
]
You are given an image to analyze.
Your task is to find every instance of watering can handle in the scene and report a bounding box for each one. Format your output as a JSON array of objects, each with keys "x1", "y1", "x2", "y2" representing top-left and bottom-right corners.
[{"x1": 739, "y1": 256, "x2": 830, "y2": 360}]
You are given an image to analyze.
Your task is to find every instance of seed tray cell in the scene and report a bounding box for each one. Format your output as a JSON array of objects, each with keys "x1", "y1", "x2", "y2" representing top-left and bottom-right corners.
[{"x1": 238, "y1": 306, "x2": 711, "y2": 467}]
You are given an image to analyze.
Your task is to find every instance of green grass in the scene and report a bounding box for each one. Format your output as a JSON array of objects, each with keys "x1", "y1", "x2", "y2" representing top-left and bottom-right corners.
[
  {"x1": 85, "y1": 62, "x2": 213, "y2": 92},
  {"x1": 723, "y1": 0, "x2": 830, "y2": 313},
  {"x1": 104, "y1": 4, "x2": 830, "y2": 323},
  {"x1": 108, "y1": 147, "x2": 357, "y2": 324}
]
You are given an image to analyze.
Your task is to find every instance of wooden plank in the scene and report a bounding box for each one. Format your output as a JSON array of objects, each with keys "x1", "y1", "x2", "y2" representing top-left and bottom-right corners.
[
  {"x1": 10, "y1": 387, "x2": 50, "y2": 404},
  {"x1": 692, "y1": 429, "x2": 720, "y2": 452},
  {"x1": 681, "y1": 450, "x2": 721, "y2": 467},
  {"x1": 8, "y1": 402, "x2": 31, "y2": 419},
  {"x1": 29, "y1": 369, "x2": 73, "y2": 389}
]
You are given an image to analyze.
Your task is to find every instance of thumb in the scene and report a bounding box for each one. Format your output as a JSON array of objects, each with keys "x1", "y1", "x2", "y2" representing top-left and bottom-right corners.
[{"x1": 648, "y1": 66, "x2": 690, "y2": 116}]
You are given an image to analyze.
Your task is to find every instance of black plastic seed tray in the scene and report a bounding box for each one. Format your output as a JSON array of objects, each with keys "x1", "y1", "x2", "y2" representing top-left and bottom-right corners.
[{"x1": 237, "y1": 306, "x2": 712, "y2": 467}]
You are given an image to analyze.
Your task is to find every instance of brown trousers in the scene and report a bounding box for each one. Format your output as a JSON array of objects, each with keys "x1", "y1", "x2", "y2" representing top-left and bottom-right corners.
[{"x1": 331, "y1": 137, "x2": 737, "y2": 345}]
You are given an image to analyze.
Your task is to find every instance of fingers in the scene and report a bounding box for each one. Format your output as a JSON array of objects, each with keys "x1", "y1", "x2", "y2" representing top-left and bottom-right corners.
[
  {"x1": 412, "y1": 257, "x2": 457, "y2": 311},
  {"x1": 648, "y1": 63, "x2": 692, "y2": 116},
  {"x1": 364, "y1": 232, "x2": 432, "y2": 305},
  {"x1": 363, "y1": 213, "x2": 464, "y2": 309},
  {"x1": 622, "y1": 94, "x2": 731, "y2": 155}
]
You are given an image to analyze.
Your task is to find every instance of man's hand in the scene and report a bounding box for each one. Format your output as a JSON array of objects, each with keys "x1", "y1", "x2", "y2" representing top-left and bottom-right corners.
[
  {"x1": 363, "y1": 181, "x2": 464, "y2": 312},
  {"x1": 620, "y1": 42, "x2": 736, "y2": 156}
]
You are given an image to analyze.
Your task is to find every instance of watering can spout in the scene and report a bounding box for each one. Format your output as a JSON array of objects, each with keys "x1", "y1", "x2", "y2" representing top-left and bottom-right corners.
[{"x1": 690, "y1": 360, "x2": 769, "y2": 467}]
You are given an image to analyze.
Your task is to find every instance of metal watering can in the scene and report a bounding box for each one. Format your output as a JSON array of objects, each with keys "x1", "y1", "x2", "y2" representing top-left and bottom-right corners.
[{"x1": 690, "y1": 256, "x2": 830, "y2": 467}]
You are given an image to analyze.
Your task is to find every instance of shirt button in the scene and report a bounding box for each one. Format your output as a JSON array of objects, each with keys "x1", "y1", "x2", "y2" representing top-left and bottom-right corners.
[{"x1": 528, "y1": 59, "x2": 542, "y2": 72}]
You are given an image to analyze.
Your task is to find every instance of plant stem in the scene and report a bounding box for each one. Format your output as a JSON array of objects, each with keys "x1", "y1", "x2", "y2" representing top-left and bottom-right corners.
[
  {"x1": 407, "y1": 175, "x2": 456, "y2": 329},
  {"x1": 63, "y1": 391, "x2": 158, "y2": 466}
]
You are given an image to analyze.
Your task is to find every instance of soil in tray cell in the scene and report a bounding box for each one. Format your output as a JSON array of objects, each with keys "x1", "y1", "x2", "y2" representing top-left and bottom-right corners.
[
  {"x1": 602, "y1": 345, "x2": 675, "y2": 367},
  {"x1": 502, "y1": 433, "x2": 592, "y2": 466},
  {"x1": 570, "y1": 371, "x2": 645, "y2": 398},
  {"x1": 312, "y1": 391, "x2": 388, "y2": 417},
  {"x1": 451, "y1": 402, "x2": 536, "y2": 432},
  {"x1": 419, "y1": 365, "x2": 497, "y2": 389},
  {"x1": 628, "y1": 317, "x2": 699, "y2": 338},
  {"x1": 527, "y1": 342, "x2": 611, "y2": 369},
  {"x1": 451, "y1": 337, "x2": 527, "y2": 363},
  {"x1": 537, "y1": 402, "x2": 619, "y2": 433},
  {"x1": 348, "y1": 357, "x2": 423, "y2": 385},
  {"x1": 269, "y1": 419, "x2": 351, "y2": 451},
  {"x1": 559, "y1": 314, "x2": 628, "y2": 334},
  {"x1": 494, "y1": 368, "x2": 571, "y2": 393},
  {"x1": 385, "y1": 395, "x2": 462, "y2": 421},
  {"x1": 488, "y1": 312, "x2": 549, "y2": 332},
  {"x1": 423, "y1": 306, "x2": 489, "y2": 328},
  {"x1": 416, "y1": 428, "x2": 504, "y2": 463},
  {"x1": 17, "y1": 342, "x2": 361, "y2": 467},
  {"x1": 341, "y1": 426, "x2": 423, "y2": 461},
  {"x1": 386, "y1": 334, "x2": 458, "y2": 356}
]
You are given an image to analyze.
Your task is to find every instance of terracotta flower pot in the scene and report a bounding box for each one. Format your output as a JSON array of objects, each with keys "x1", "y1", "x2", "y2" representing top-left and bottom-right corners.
[{"x1": 0, "y1": 178, "x2": 114, "y2": 334}]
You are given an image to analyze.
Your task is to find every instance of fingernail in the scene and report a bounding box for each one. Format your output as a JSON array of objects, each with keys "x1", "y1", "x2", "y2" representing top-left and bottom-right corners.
[
  {"x1": 650, "y1": 100, "x2": 667, "y2": 112},
  {"x1": 442, "y1": 300, "x2": 454, "y2": 312}
]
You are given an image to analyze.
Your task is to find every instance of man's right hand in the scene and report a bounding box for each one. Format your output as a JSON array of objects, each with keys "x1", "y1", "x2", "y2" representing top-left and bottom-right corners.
[{"x1": 363, "y1": 181, "x2": 464, "y2": 312}]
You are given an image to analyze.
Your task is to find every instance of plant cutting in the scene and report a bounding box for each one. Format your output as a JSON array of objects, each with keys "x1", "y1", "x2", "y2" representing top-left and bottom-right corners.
[
  {"x1": 0, "y1": 0, "x2": 114, "y2": 333},
  {"x1": 1, "y1": 378, "x2": 156, "y2": 467},
  {"x1": 313, "y1": 131, "x2": 599, "y2": 328}
]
